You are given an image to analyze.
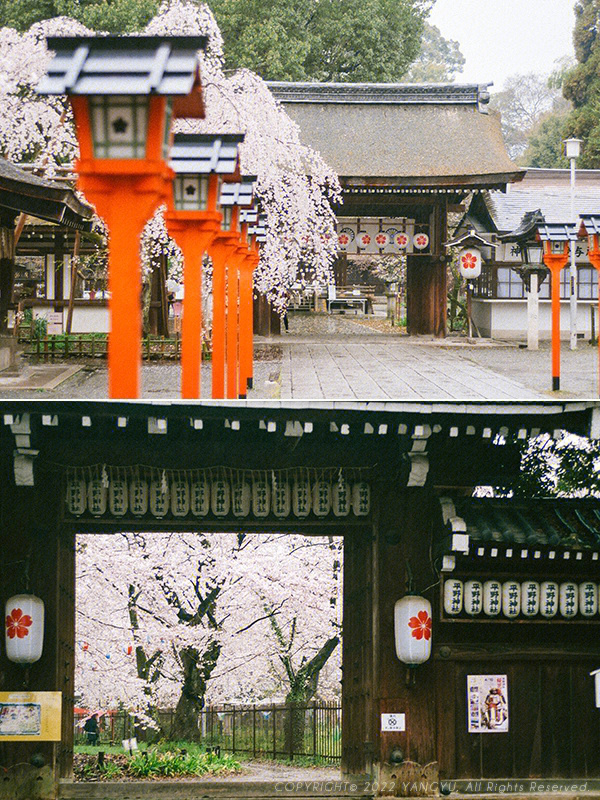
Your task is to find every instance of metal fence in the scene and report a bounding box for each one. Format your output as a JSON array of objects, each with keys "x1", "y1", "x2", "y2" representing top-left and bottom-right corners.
[{"x1": 74, "y1": 702, "x2": 342, "y2": 761}]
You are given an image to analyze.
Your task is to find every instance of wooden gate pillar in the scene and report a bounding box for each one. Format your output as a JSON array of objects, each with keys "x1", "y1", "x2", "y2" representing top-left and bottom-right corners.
[
  {"x1": 0, "y1": 469, "x2": 75, "y2": 800},
  {"x1": 406, "y1": 201, "x2": 448, "y2": 338}
]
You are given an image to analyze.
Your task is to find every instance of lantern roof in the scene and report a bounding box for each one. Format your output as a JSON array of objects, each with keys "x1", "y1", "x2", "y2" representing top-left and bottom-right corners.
[
  {"x1": 219, "y1": 178, "x2": 256, "y2": 207},
  {"x1": 240, "y1": 208, "x2": 259, "y2": 224},
  {"x1": 37, "y1": 35, "x2": 208, "y2": 97},
  {"x1": 445, "y1": 228, "x2": 497, "y2": 250},
  {"x1": 170, "y1": 133, "x2": 244, "y2": 175},
  {"x1": 499, "y1": 210, "x2": 578, "y2": 244},
  {"x1": 579, "y1": 214, "x2": 600, "y2": 238}
]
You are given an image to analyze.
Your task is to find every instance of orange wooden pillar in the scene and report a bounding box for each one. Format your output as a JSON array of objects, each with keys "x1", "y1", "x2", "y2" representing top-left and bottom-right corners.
[
  {"x1": 226, "y1": 256, "x2": 240, "y2": 399},
  {"x1": 586, "y1": 246, "x2": 600, "y2": 397},
  {"x1": 542, "y1": 242, "x2": 570, "y2": 392},
  {"x1": 239, "y1": 244, "x2": 259, "y2": 396},
  {"x1": 71, "y1": 96, "x2": 172, "y2": 399},
  {"x1": 209, "y1": 230, "x2": 241, "y2": 399}
]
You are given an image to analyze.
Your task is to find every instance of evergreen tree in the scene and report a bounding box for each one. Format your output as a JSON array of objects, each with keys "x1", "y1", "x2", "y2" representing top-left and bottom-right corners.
[{"x1": 562, "y1": 0, "x2": 600, "y2": 167}]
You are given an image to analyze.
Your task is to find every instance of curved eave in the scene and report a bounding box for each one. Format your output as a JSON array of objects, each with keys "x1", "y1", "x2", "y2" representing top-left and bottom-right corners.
[
  {"x1": 341, "y1": 170, "x2": 527, "y2": 192},
  {"x1": 0, "y1": 176, "x2": 93, "y2": 230}
]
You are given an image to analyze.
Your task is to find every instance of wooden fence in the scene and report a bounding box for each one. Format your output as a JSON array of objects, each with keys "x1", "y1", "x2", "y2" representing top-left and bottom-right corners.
[
  {"x1": 22, "y1": 334, "x2": 192, "y2": 362},
  {"x1": 74, "y1": 702, "x2": 342, "y2": 761}
]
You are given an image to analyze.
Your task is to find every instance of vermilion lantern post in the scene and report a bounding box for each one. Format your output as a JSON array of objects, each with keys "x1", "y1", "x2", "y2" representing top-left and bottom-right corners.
[
  {"x1": 501, "y1": 214, "x2": 577, "y2": 392},
  {"x1": 239, "y1": 217, "x2": 265, "y2": 396},
  {"x1": 210, "y1": 178, "x2": 255, "y2": 399},
  {"x1": 36, "y1": 35, "x2": 207, "y2": 398},
  {"x1": 579, "y1": 216, "x2": 600, "y2": 397},
  {"x1": 165, "y1": 133, "x2": 243, "y2": 398}
]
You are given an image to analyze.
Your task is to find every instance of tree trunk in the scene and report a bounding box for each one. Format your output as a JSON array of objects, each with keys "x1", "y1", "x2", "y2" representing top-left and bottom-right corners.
[
  {"x1": 283, "y1": 636, "x2": 339, "y2": 757},
  {"x1": 0, "y1": 216, "x2": 17, "y2": 334},
  {"x1": 171, "y1": 640, "x2": 221, "y2": 741}
]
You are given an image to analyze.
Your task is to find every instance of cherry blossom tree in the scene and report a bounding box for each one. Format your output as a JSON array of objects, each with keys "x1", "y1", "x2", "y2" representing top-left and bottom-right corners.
[{"x1": 76, "y1": 530, "x2": 342, "y2": 737}]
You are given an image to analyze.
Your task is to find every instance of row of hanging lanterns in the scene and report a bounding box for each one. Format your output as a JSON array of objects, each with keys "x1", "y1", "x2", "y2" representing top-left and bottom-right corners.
[
  {"x1": 443, "y1": 578, "x2": 598, "y2": 619},
  {"x1": 66, "y1": 469, "x2": 371, "y2": 520},
  {"x1": 338, "y1": 228, "x2": 430, "y2": 252}
]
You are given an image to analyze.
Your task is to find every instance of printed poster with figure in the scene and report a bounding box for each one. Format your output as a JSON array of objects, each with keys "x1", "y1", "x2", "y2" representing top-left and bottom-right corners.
[{"x1": 467, "y1": 675, "x2": 509, "y2": 733}]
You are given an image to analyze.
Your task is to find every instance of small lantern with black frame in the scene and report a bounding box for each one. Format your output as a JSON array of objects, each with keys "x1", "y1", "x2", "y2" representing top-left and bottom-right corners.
[{"x1": 445, "y1": 229, "x2": 497, "y2": 339}]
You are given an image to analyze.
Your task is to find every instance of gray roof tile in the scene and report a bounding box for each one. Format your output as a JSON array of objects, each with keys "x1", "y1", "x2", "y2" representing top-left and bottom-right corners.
[{"x1": 170, "y1": 133, "x2": 243, "y2": 175}]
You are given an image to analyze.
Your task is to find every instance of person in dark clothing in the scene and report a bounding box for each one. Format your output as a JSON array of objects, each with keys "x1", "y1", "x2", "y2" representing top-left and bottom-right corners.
[{"x1": 83, "y1": 714, "x2": 100, "y2": 745}]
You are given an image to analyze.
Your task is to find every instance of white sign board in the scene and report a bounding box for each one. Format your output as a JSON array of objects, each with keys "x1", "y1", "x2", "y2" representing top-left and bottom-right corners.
[
  {"x1": 467, "y1": 675, "x2": 509, "y2": 733},
  {"x1": 381, "y1": 713, "x2": 406, "y2": 732},
  {"x1": 47, "y1": 312, "x2": 63, "y2": 335}
]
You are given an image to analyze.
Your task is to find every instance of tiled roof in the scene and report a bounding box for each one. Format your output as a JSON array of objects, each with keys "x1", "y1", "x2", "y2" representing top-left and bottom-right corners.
[
  {"x1": 487, "y1": 187, "x2": 600, "y2": 232},
  {"x1": 453, "y1": 499, "x2": 600, "y2": 551},
  {"x1": 0, "y1": 160, "x2": 93, "y2": 229},
  {"x1": 37, "y1": 35, "x2": 207, "y2": 96},
  {"x1": 268, "y1": 82, "x2": 492, "y2": 108},
  {"x1": 219, "y1": 180, "x2": 255, "y2": 207},
  {"x1": 170, "y1": 133, "x2": 243, "y2": 175}
]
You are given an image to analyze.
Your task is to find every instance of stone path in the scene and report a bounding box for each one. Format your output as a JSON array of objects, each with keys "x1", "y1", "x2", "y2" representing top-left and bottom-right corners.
[{"x1": 2, "y1": 312, "x2": 599, "y2": 399}]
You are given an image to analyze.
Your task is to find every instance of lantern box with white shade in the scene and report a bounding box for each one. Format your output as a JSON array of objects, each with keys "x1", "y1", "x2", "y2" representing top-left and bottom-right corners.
[
  {"x1": 394, "y1": 595, "x2": 432, "y2": 666},
  {"x1": 502, "y1": 581, "x2": 521, "y2": 619},
  {"x1": 580, "y1": 582, "x2": 598, "y2": 617},
  {"x1": 5, "y1": 595, "x2": 44, "y2": 664},
  {"x1": 464, "y1": 580, "x2": 483, "y2": 616},
  {"x1": 352, "y1": 481, "x2": 371, "y2": 516},
  {"x1": 483, "y1": 580, "x2": 502, "y2": 616},
  {"x1": 540, "y1": 581, "x2": 559, "y2": 618},
  {"x1": 559, "y1": 582, "x2": 578, "y2": 618},
  {"x1": 521, "y1": 581, "x2": 540, "y2": 618},
  {"x1": 445, "y1": 230, "x2": 497, "y2": 280}
]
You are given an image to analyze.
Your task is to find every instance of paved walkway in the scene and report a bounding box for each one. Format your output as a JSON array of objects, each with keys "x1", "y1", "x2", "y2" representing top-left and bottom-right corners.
[{"x1": 1, "y1": 313, "x2": 599, "y2": 399}]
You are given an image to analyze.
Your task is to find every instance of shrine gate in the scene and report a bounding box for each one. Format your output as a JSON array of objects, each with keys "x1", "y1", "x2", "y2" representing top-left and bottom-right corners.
[{"x1": 0, "y1": 400, "x2": 599, "y2": 799}]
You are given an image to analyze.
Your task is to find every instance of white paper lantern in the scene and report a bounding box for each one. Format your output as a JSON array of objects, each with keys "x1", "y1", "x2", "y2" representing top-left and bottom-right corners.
[
  {"x1": 458, "y1": 247, "x2": 482, "y2": 279},
  {"x1": 211, "y1": 478, "x2": 231, "y2": 517},
  {"x1": 292, "y1": 478, "x2": 312, "y2": 518},
  {"x1": 232, "y1": 480, "x2": 251, "y2": 518},
  {"x1": 540, "y1": 581, "x2": 559, "y2": 618},
  {"x1": 464, "y1": 580, "x2": 483, "y2": 616},
  {"x1": 129, "y1": 479, "x2": 148, "y2": 517},
  {"x1": 352, "y1": 481, "x2": 371, "y2": 517},
  {"x1": 312, "y1": 480, "x2": 331, "y2": 517},
  {"x1": 66, "y1": 478, "x2": 86, "y2": 516},
  {"x1": 88, "y1": 479, "x2": 107, "y2": 517},
  {"x1": 5, "y1": 594, "x2": 44, "y2": 664},
  {"x1": 394, "y1": 595, "x2": 432, "y2": 666},
  {"x1": 170, "y1": 480, "x2": 190, "y2": 518},
  {"x1": 252, "y1": 476, "x2": 270, "y2": 517},
  {"x1": 502, "y1": 581, "x2": 521, "y2": 618},
  {"x1": 560, "y1": 581, "x2": 578, "y2": 618},
  {"x1": 149, "y1": 480, "x2": 169, "y2": 518},
  {"x1": 109, "y1": 478, "x2": 128, "y2": 517},
  {"x1": 332, "y1": 478, "x2": 351, "y2": 517},
  {"x1": 190, "y1": 475, "x2": 210, "y2": 517},
  {"x1": 578, "y1": 582, "x2": 597, "y2": 617},
  {"x1": 413, "y1": 232, "x2": 430, "y2": 251},
  {"x1": 272, "y1": 480, "x2": 291, "y2": 518},
  {"x1": 521, "y1": 581, "x2": 540, "y2": 617},
  {"x1": 444, "y1": 579, "x2": 463, "y2": 616},
  {"x1": 483, "y1": 580, "x2": 502, "y2": 616}
]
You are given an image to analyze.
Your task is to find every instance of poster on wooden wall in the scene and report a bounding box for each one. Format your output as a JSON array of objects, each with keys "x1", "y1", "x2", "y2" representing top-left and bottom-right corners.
[
  {"x1": 0, "y1": 692, "x2": 61, "y2": 740},
  {"x1": 467, "y1": 675, "x2": 508, "y2": 733}
]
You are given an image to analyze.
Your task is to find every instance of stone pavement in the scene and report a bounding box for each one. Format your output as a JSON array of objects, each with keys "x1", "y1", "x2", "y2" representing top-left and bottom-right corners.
[{"x1": 1, "y1": 313, "x2": 599, "y2": 399}]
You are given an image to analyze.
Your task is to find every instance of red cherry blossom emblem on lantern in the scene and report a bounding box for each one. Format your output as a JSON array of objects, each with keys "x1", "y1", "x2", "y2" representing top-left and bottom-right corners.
[
  {"x1": 395, "y1": 233, "x2": 409, "y2": 248},
  {"x1": 413, "y1": 233, "x2": 429, "y2": 250},
  {"x1": 6, "y1": 608, "x2": 32, "y2": 639},
  {"x1": 339, "y1": 233, "x2": 350, "y2": 246},
  {"x1": 408, "y1": 610, "x2": 432, "y2": 641},
  {"x1": 461, "y1": 252, "x2": 478, "y2": 270},
  {"x1": 359, "y1": 233, "x2": 371, "y2": 246},
  {"x1": 375, "y1": 233, "x2": 388, "y2": 246}
]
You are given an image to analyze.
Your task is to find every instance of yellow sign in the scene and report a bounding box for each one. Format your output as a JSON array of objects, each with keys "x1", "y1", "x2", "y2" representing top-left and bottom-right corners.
[{"x1": 0, "y1": 692, "x2": 62, "y2": 741}]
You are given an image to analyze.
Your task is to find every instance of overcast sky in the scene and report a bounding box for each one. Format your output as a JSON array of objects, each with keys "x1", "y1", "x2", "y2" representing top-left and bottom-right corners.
[{"x1": 428, "y1": 0, "x2": 576, "y2": 91}]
